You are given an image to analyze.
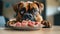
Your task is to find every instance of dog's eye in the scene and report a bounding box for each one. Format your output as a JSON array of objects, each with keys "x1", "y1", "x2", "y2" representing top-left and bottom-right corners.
[
  {"x1": 20, "y1": 11, "x2": 24, "y2": 14},
  {"x1": 20, "y1": 8, "x2": 26, "y2": 14},
  {"x1": 32, "y1": 9, "x2": 37, "y2": 13},
  {"x1": 32, "y1": 8, "x2": 39, "y2": 15}
]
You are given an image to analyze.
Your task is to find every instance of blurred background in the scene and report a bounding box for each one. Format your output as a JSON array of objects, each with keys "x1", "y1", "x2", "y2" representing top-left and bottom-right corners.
[{"x1": 0, "y1": 0, "x2": 60, "y2": 27}]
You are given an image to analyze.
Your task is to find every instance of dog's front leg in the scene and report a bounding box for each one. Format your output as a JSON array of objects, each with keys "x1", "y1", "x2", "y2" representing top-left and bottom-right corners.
[
  {"x1": 34, "y1": 13, "x2": 51, "y2": 28},
  {"x1": 16, "y1": 12, "x2": 22, "y2": 21},
  {"x1": 35, "y1": 13, "x2": 43, "y2": 23}
]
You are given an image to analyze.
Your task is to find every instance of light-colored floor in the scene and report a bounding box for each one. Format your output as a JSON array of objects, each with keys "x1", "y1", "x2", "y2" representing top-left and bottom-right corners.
[{"x1": 0, "y1": 26, "x2": 60, "y2": 34}]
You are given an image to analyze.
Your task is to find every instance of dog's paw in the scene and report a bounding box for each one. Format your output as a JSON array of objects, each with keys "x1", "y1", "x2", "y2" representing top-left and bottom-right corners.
[{"x1": 41, "y1": 20, "x2": 51, "y2": 28}]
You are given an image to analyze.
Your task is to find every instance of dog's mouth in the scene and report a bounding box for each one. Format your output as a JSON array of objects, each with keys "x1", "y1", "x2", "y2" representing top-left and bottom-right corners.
[{"x1": 21, "y1": 13, "x2": 35, "y2": 21}]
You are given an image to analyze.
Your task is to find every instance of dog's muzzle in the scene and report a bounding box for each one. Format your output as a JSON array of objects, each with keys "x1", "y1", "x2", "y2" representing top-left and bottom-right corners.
[{"x1": 22, "y1": 13, "x2": 35, "y2": 21}]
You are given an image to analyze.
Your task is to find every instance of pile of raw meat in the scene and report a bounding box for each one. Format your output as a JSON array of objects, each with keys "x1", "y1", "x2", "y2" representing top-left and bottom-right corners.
[{"x1": 8, "y1": 20, "x2": 41, "y2": 28}]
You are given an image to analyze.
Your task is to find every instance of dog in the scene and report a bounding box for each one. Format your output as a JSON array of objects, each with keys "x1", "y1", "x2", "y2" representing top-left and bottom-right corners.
[{"x1": 13, "y1": 1, "x2": 51, "y2": 28}]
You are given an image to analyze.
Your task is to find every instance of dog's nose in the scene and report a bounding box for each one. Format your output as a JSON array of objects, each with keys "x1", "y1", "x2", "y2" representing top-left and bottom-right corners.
[
  {"x1": 22, "y1": 13, "x2": 35, "y2": 21},
  {"x1": 23, "y1": 13, "x2": 33, "y2": 19}
]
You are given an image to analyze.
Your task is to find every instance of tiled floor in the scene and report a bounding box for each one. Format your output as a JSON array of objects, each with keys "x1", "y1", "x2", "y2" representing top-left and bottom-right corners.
[{"x1": 0, "y1": 26, "x2": 60, "y2": 34}]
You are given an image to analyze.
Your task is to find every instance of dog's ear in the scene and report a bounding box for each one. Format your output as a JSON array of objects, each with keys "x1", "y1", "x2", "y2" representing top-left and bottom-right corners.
[
  {"x1": 13, "y1": 4, "x2": 18, "y2": 12},
  {"x1": 39, "y1": 3, "x2": 44, "y2": 13},
  {"x1": 13, "y1": 2, "x2": 24, "y2": 12},
  {"x1": 34, "y1": 1, "x2": 44, "y2": 14}
]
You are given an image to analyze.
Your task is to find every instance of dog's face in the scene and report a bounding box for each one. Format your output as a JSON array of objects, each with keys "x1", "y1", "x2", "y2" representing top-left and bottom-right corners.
[{"x1": 13, "y1": 1, "x2": 44, "y2": 21}]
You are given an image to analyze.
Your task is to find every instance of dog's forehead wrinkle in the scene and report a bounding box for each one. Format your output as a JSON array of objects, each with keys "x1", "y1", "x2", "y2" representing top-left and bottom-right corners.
[
  {"x1": 27, "y1": 1, "x2": 33, "y2": 3},
  {"x1": 24, "y1": 3, "x2": 28, "y2": 7},
  {"x1": 17, "y1": 1, "x2": 40, "y2": 13},
  {"x1": 23, "y1": 3, "x2": 26, "y2": 7},
  {"x1": 23, "y1": 2, "x2": 28, "y2": 7}
]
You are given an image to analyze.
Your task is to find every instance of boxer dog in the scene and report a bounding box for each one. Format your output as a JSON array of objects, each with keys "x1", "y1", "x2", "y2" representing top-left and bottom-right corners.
[{"x1": 13, "y1": 1, "x2": 51, "y2": 28}]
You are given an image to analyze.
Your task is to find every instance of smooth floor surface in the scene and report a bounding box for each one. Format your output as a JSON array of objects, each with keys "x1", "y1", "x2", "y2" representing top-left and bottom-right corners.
[{"x1": 0, "y1": 26, "x2": 60, "y2": 34}]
